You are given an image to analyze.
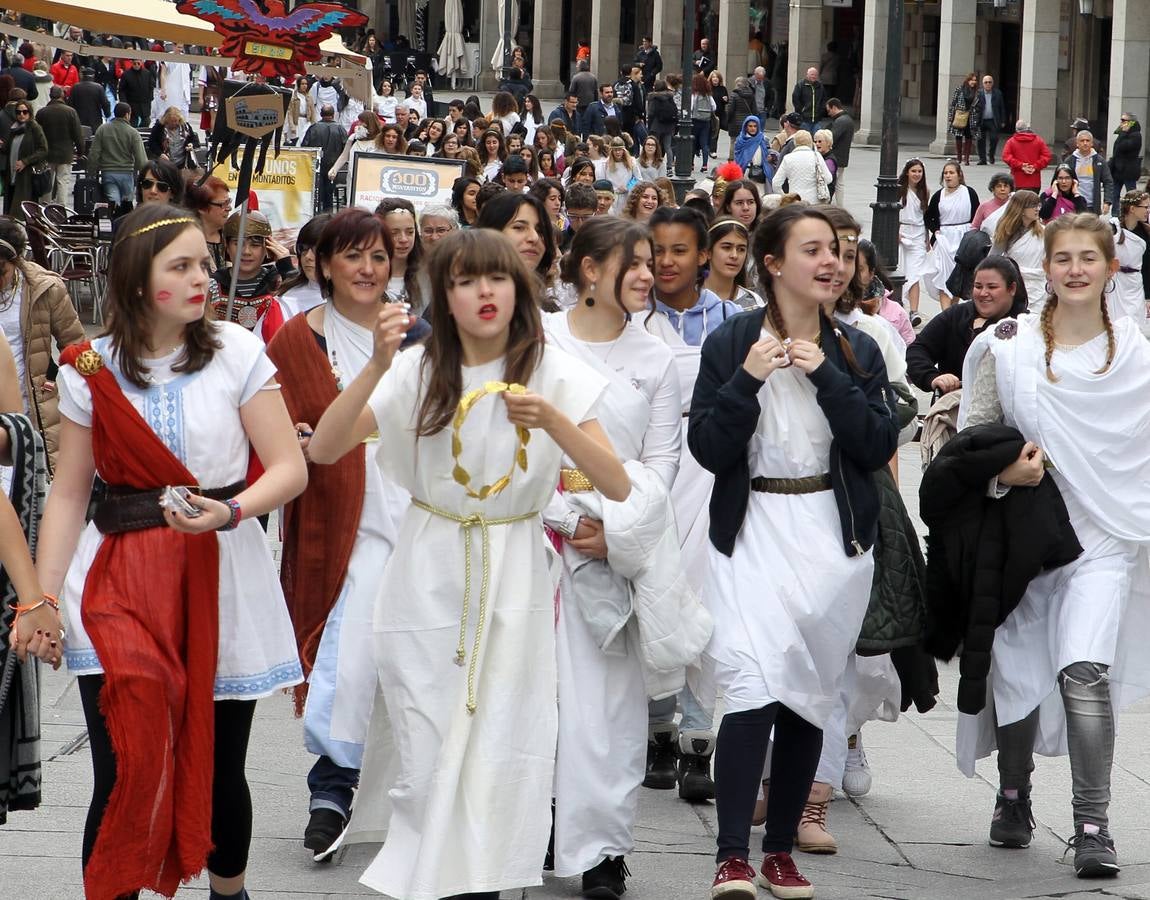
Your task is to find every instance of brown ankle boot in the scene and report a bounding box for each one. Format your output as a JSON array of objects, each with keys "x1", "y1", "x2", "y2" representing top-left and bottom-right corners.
[{"x1": 796, "y1": 781, "x2": 837, "y2": 854}]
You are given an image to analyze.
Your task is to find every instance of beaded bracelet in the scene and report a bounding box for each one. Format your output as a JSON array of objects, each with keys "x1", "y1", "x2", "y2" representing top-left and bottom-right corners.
[{"x1": 217, "y1": 498, "x2": 242, "y2": 532}]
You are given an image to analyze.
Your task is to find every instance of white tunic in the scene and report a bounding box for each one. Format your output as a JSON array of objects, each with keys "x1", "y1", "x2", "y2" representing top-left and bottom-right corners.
[
  {"x1": 58, "y1": 324, "x2": 303, "y2": 699},
  {"x1": 930, "y1": 187, "x2": 975, "y2": 296},
  {"x1": 350, "y1": 345, "x2": 606, "y2": 899},
  {"x1": 543, "y1": 312, "x2": 682, "y2": 877},
  {"x1": 898, "y1": 191, "x2": 932, "y2": 297},
  {"x1": 704, "y1": 354, "x2": 874, "y2": 727},
  {"x1": 302, "y1": 306, "x2": 407, "y2": 769},
  {"x1": 1000, "y1": 229, "x2": 1047, "y2": 316},
  {"x1": 957, "y1": 316, "x2": 1150, "y2": 773},
  {"x1": 1112, "y1": 223, "x2": 1149, "y2": 333}
]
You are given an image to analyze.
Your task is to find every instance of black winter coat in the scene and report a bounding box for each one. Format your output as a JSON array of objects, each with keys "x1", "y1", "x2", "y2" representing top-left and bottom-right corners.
[
  {"x1": 1110, "y1": 124, "x2": 1143, "y2": 186},
  {"x1": 727, "y1": 86, "x2": 756, "y2": 141},
  {"x1": 688, "y1": 308, "x2": 899, "y2": 557},
  {"x1": 920, "y1": 424, "x2": 1082, "y2": 714},
  {"x1": 857, "y1": 467, "x2": 927, "y2": 655}
]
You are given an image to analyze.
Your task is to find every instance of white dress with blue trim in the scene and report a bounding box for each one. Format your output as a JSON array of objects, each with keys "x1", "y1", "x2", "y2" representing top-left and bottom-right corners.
[{"x1": 56, "y1": 322, "x2": 303, "y2": 701}]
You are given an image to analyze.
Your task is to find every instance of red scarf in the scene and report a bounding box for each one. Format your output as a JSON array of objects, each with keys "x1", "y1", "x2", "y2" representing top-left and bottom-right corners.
[
  {"x1": 61, "y1": 343, "x2": 219, "y2": 900},
  {"x1": 267, "y1": 314, "x2": 364, "y2": 712}
]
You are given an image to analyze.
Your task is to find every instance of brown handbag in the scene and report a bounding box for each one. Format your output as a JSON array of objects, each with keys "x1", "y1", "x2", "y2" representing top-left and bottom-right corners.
[{"x1": 952, "y1": 107, "x2": 970, "y2": 129}]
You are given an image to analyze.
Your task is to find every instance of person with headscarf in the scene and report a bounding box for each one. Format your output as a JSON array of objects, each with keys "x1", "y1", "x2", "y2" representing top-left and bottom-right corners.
[{"x1": 732, "y1": 115, "x2": 771, "y2": 185}]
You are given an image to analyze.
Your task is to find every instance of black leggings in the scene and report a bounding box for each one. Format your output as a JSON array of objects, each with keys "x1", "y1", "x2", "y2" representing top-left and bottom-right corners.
[
  {"x1": 714, "y1": 702, "x2": 823, "y2": 861},
  {"x1": 79, "y1": 675, "x2": 257, "y2": 880}
]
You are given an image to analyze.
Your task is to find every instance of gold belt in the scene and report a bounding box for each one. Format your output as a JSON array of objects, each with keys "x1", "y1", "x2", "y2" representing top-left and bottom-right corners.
[
  {"x1": 411, "y1": 498, "x2": 540, "y2": 714},
  {"x1": 750, "y1": 473, "x2": 832, "y2": 494},
  {"x1": 560, "y1": 467, "x2": 594, "y2": 493}
]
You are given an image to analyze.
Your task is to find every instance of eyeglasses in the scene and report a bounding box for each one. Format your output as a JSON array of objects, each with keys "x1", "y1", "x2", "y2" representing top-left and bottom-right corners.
[
  {"x1": 14, "y1": 109, "x2": 29, "y2": 116},
  {"x1": 208, "y1": 200, "x2": 232, "y2": 210},
  {"x1": 139, "y1": 178, "x2": 171, "y2": 193},
  {"x1": 567, "y1": 213, "x2": 594, "y2": 223},
  {"x1": 421, "y1": 225, "x2": 452, "y2": 236}
]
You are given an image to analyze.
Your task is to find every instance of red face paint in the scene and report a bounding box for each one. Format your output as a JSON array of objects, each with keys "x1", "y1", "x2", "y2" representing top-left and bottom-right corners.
[{"x1": 155, "y1": 290, "x2": 172, "y2": 301}]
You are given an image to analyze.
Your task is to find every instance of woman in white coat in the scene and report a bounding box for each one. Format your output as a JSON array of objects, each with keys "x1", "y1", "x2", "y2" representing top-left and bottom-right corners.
[
  {"x1": 898, "y1": 158, "x2": 931, "y2": 327},
  {"x1": 992, "y1": 191, "x2": 1046, "y2": 315},
  {"x1": 543, "y1": 218, "x2": 685, "y2": 899},
  {"x1": 925, "y1": 160, "x2": 979, "y2": 310},
  {"x1": 771, "y1": 132, "x2": 833, "y2": 205}
]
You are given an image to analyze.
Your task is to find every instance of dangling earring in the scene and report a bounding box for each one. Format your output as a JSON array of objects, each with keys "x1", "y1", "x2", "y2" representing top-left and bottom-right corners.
[{"x1": 585, "y1": 281, "x2": 596, "y2": 306}]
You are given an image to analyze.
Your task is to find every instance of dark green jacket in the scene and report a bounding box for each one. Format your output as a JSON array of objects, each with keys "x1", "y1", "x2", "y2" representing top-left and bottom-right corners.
[{"x1": 35, "y1": 100, "x2": 84, "y2": 165}]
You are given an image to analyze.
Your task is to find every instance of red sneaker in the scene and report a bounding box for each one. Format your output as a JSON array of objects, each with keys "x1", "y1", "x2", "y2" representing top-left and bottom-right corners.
[
  {"x1": 711, "y1": 856, "x2": 757, "y2": 899},
  {"x1": 759, "y1": 851, "x2": 814, "y2": 899}
]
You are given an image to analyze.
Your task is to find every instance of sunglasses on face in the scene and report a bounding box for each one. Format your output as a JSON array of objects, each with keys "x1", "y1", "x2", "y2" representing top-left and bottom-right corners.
[
  {"x1": 15, "y1": 109, "x2": 30, "y2": 116},
  {"x1": 140, "y1": 178, "x2": 171, "y2": 192}
]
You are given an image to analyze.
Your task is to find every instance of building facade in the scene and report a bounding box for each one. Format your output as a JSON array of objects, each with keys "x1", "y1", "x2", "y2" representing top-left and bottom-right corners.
[{"x1": 356, "y1": 0, "x2": 1147, "y2": 167}]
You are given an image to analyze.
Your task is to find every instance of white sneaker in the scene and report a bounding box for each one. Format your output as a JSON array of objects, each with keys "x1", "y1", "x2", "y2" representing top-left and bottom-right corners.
[{"x1": 842, "y1": 733, "x2": 872, "y2": 797}]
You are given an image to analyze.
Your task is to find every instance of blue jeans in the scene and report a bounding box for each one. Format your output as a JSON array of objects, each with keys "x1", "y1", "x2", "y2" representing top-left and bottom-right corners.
[
  {"x1": 307, "y1": 754, "x2": 359, "y2": 818},
  {"x1": 100, "y1": 171, "x2": 135, "y2": 205},
  {"x1": 649, "y1": 683, "x2": 712, "y2": 733},
  {"x1": 692, "y1": 118, "x2": 711, "y2": 168}
]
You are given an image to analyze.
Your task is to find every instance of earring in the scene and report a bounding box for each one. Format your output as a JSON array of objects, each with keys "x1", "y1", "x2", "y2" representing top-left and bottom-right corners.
[
  {"x1": 1105, "y1": 277, "x2": 1117, "y2": 294},
  {"x1": 585, "y1": 281, "x2": 596, "y2": 306}
]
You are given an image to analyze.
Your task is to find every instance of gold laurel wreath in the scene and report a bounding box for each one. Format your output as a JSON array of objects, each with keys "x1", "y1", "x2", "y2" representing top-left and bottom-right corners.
[{"x1": 451, "y1": 381, "x2": 530, "y2": 500}]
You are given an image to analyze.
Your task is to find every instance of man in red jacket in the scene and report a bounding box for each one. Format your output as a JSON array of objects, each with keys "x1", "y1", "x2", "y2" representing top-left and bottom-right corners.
[
  {"x1": 1001, "y1": 120, "x2": 1052, "y2": 190},
  {"x1": 49, "y1": 50, "x2": 80, "y2": 97}
]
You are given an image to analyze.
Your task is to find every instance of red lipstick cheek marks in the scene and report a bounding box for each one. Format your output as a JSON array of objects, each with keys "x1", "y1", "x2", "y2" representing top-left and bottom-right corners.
[{"x1": 156, "y1": 290, "x2": 173, "y2": 302}]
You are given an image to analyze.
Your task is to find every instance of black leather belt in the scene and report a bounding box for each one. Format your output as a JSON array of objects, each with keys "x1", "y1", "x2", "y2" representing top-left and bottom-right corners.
[{"x1": 94, "y1": 481, "x2": 246, "y2": 534}]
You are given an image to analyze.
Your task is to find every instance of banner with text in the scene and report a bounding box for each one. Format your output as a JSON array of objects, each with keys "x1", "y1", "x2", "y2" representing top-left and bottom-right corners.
[
  {"x1": 212, "y1": 148, "x2": 319, "y2": 245},
  {"x1": 349, "y1": 153, "x2": 466, "y2": 215}
]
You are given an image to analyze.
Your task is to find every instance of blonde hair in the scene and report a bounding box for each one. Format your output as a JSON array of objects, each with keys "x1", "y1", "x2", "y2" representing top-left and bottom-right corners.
[
  {"x1": 792, "y1": 131, "x2": 814, "y2": 149},
  {"x1": 813, "y1": 128, "x2": 834, "y2": 151},
  {"x1": 1039, "y1": 213, "x2": 1117, "y2": 381},
  {"x1": 992, "y1": 190, "x2": 1042, "y2": 251}
]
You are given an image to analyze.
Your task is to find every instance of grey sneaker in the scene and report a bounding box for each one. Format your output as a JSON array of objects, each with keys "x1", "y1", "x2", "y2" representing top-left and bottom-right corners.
[
  {"x1": 1068, "y1": 825, "x2": 1120, "y2": 878},
  {"x1": 989, "y1": 791, "x2": 1034, "y2": 848}
]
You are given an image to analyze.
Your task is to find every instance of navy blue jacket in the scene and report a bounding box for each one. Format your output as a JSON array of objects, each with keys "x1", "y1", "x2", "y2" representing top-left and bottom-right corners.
[{"x1": 688, "y1": 308, "x2": 899, "y2": 557}]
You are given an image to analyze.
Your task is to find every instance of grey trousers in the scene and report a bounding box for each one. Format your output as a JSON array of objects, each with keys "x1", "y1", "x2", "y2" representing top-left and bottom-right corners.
[{"x1": 996, "y1": 661, "x2": 1115, "y2": 828}]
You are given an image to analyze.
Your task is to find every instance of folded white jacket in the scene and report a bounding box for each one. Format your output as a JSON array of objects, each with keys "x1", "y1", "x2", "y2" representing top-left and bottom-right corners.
[{"x1": 559, "y1": 460, "x2": 713, "y2": 700}]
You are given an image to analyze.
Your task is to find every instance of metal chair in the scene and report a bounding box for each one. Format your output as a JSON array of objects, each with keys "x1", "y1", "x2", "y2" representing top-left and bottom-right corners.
[{"x1": 25, "y1": 222, "x2": 103, "y2": 325}]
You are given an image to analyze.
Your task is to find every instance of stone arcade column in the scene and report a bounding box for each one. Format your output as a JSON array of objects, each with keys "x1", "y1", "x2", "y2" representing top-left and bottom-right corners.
[
  {"x1": 855, "y1": 0, "x2": 892, "y2": 145},
  {"x1": 1018, "y1": 0, "x2": 1060, "y2": 146},
  {"x1": 653, "y1": 0, "x2": 683, "y2": 83},
  {"x1": 591, "y1": 0, "x2": 622, "y2": 88},
  {"x1": 786, "y1": 0, "x2": 824, "y2": 114},
  {"x1": 717, "y1": 0, "x2": 750, "y2": 91},
  {"x1": 928, "y1": 0, "x2": 975, "y2": 156},
  {"x1": 532, "y1": 0, "x2": 565, "y2": 98},
  {"x1": 1109, "y1": 0, "x2": 1150, "y2": 175}
]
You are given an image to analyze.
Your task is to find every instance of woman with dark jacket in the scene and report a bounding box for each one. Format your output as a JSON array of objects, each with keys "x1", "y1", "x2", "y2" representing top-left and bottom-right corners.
[
  {"x1": 946, "y1": 73, "x2": 982, "y2": 167},
  {"x1": 906, "y1": 255, "x2": 1028, "y2": 394},
  {"x1": 646, "y1": 79, "x2": 679, "y2": 164},
  {"x1": 1109, "y1": 114, "x2": 1142, "y2": 205},
  {"x1": 3, "y1": 99, "x2": 47, "y2": 217},
  {"x1": 147, "y1": 106, "x2": 201, "y2": 171},
  {"x1": 689, "y1": 204, "x2": 898, "y2": 900},
  {"x1": 726, "y1": 76, "x2": 756, "y2": 151}
]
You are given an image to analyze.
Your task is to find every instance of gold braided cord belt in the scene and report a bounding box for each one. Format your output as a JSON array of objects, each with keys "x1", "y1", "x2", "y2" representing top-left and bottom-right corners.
[
  {"x1": 750, "y1": 473, "x2": 832, "y2": 494},
  {"x1": 411, "y1": 498, "x2": 541, "y2": 715}
]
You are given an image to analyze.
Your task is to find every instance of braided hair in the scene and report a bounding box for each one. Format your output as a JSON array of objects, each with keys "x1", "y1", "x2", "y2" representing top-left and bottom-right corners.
[
  {"x1": 1040, "y1": 213, "x2": 1117, "y2": 381},
  {"x1": 753, "y1": 204, "x2": 869, "y2": 375}
]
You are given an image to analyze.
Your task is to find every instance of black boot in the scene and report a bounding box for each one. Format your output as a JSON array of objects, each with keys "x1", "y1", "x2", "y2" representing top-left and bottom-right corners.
[
  {"x1": 581, "y1": 855, "x2": 630, "y2": 899},
  {"x1": 642, "y1": 725, "x2": 678, "y2": 789},
  {"x1": 676, "y1": 730, "x2": 716, "y2": 802}
]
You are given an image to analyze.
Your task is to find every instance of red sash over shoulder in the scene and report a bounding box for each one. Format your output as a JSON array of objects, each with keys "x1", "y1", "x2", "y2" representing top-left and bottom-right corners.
[
  {"x1": 61, "y1": 342, "x2": 219, "y2": 900},
  {"x1": 266, "y1": 314, "x2": 364, "y2": 712}
]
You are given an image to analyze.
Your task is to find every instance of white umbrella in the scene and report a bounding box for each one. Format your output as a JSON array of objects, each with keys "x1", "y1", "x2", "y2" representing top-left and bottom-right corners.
[
  {"x1": 437, "y1": 0, "x2": 466, "y2": 77},
  {"x1": 489, "y1": 0, "x2": 520, "y2": 71}
]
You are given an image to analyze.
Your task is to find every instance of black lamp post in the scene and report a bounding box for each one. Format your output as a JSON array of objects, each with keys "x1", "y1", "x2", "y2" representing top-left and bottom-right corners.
[
  {"x1": 671, "y1": 1, "x2": 696, "y2": 202},
  {"x1": 870, "y1": 0, "x2": 905, "y2": 302}
]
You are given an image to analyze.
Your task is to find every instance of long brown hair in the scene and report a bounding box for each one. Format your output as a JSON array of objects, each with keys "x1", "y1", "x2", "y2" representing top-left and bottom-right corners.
[
  {"x1": 417, "y1": 229, "x2": 544, "y2": 436},
  {"x1": 898, "y1": 158, "x2": 928, "y2": 209},
  {"x1": 103, "y1": 204, "x2": 222, "y2": 389},
  {"x1": 821, "y1": 205, "x2": 867, "y2": 315},
  {"x1": 559, "y1": 216, "x2": 652, "y2": 308},
  {"x1": 753, "y1": 204, "x2": 868, "y2": 376},
  {"x1": 1039, "y1": 213, "x2": 1117, "y2": 381},
  {"x1": 993, "y1": 189, "x2": 1042, "y2": 250}
]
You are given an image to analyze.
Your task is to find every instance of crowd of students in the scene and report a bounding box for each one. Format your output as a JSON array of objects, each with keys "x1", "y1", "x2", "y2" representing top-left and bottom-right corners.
[{"x1": 2, "y1": 63, "x2": 1150, "y2": 900}]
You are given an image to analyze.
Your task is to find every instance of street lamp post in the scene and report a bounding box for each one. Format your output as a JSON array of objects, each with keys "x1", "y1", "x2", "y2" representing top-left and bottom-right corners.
[
  {"x1": 869, "y1": 0, "x2": 905, "y2": 303},
  {"x1": 670, "y1": 0, "x2": 696, "y2": 202}
]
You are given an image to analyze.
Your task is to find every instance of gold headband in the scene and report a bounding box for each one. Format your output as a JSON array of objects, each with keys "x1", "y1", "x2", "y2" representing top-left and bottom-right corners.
[{"x1": 127, "y1": 217, "x2": 197, "y2": 238}]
